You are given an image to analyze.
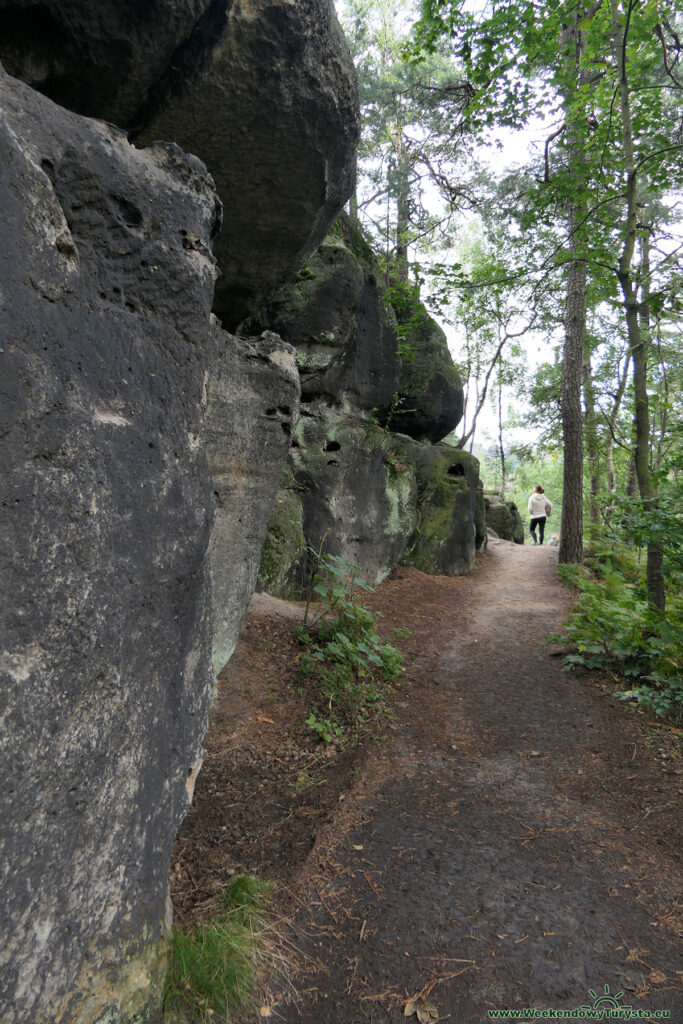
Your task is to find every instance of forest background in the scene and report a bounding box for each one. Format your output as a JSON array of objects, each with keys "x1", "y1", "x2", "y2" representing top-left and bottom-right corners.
[{"x1": 335, "y1": 0, "x2": 682, "y2": 719}]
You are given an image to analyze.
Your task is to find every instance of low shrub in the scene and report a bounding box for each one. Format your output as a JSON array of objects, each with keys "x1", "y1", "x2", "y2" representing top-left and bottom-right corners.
[
  {"x1": 554, "y1": 563, "x2": 683, "y2": 723},
  {"x1": 297, "y1": 554, "x2": 403, "y2": 742}
]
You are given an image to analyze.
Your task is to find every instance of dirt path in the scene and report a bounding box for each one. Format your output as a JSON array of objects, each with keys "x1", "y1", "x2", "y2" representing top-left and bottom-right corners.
[{"x1": 253, "y1": 541, "x2": 682, "y2": 1022}]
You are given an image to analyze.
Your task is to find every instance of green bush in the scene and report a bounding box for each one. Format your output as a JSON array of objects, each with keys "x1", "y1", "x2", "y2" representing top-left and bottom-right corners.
[
  {"x1": 554, "y1": 563, "x2": 683, "y2": 723},
  {"x1": 163, "y1": 876, "x2": 272, "y2": 1023},
  {"x1": 297, "y1": 554, "x2": 403, "y2": 742}
]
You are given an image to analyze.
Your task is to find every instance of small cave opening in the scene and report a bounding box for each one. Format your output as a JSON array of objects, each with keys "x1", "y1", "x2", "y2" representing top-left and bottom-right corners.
[
  {"x1": 324, "y1": 440, "x2": 341, "y2": 452},
  {"x1": 447, "y1": 464, "x2": 465, "y2": 477}
]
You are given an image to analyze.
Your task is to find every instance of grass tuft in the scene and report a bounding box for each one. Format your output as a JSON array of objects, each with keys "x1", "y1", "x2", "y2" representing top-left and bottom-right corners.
[{"x1": 163, "y1": 875, "x2": 273, "y2": 1023}]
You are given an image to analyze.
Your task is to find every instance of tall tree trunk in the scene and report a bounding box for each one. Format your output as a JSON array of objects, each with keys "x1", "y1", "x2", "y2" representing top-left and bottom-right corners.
[
  {"x1": 389, "y1": 134, "x2": 411, "y2": 284},
  {"x1": 582, "y1": 351, "x2": 601, "y2": 540},
  {"x1": 558, "y1": 12, "x2": 588, "y2": 566},
  {"x1": 610, "y1": 0, "x2": 665, "y2": 612},
  {"x1": 560, "y1": 247, "x2": 586, "y2": 564},
  {"x1": 497, "y1": 371, "x2": 506, "y2": 499},
  {"x1": 349, "y1": 185, "x2": 360, "y2": 230}
]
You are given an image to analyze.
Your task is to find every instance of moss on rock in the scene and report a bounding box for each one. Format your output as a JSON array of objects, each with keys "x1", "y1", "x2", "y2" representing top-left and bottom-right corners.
[
  {"x1": 394, "y1": 440, "x2": 480, "y2": 576},
  {"x1": 386, "y1": 283, "x2": 464, "y2": 443}
]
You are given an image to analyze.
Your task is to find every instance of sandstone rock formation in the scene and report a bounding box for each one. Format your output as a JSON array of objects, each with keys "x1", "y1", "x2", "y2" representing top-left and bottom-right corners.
[
  {"x1": 387, "y1": 288, "x2": 464, "y2": 444},
  {"x1": 0, "y1": 0, "x2": 360, "y2": 327},
  {"x1": 258, "y1": 411, "x2": 418, "y2": 596},
  {"x1": 252, "y1": 218, "x2": 478, "y2": 597},
  {"x1": 484, "y1": 493, "x2": 525, "y2": 544},
  {"x1": 0, "y1": 69, "x2": 223, "y2": 1023},
  {"x1": 246, "y1": 217, "x2": 399, "y2": 413},
  {"x1": 397, "y1": 442, "x2": 480, "y2": 576},
  {"x1": 207, "y1": 330, "x2": 300, "y2": 673}
]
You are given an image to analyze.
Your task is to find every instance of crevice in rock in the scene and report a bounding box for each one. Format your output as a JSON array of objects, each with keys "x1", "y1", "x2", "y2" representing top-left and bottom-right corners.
[{"x1": 127, "y1": 0, "x2": 234, "y2": 137}]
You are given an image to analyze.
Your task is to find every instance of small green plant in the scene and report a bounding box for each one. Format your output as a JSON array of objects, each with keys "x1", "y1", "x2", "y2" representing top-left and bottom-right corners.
[
  {"x1": 393, "y1": 626, "x2": 413, "y2": 642},
  {"x1": 553, "y1": 561, "x2": 683, "y2": 723},
  {"x1": 163, "y1": 876, "x2": 273, "y2": 1023},
  {"x1": 297, "y1": 553, "x2": 404, "y2": 742}
]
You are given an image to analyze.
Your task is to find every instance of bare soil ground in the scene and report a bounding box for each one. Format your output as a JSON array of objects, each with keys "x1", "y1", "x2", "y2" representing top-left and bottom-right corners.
[{"x1": 171, "y1": 540, "x2": 682, "y2": 1023}]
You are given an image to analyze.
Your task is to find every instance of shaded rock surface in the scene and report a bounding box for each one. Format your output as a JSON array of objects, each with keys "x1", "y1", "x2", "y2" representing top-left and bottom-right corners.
[
  {"x1": 484, "y1": 493, "x2": 525, "y2": 545},
  {"x1": 0, "y1": 0, "x2": 361, "y2": 328},
  {"x1": 257, "y1": 410, "x2": 417, "y2": 598},
  {"x1": 398, "y1": 442, "x2": 480, "y2": 577},
  {"x1": 252, "y1": 218, "x2": 477, "y2": 599},
  {"x1": 207, "y1": 330, "x2": 300, "y2": 674},
  {"x1": 387, "y1": 288, "x2": 464, "y2": 443},
  {"x1": 0, "y1": 70, "x2": 222, "y2": 1024},
  {"x1": 246, "y1": 216, "x2": 399, "y2": 413}
]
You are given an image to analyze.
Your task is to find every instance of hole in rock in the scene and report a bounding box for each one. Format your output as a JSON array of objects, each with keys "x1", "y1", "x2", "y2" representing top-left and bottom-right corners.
[
  {"x1": 327, "y1": 459, "x2": 340, "y2": 466},
  {"x1": 265, "y1": 407, "x2": 277, "y2": 416},
  {"x1": 447, "y1": 464, "x2": 465, "y2": 477},
  {"x1": 324, "y1": 441, "x2": 341, "y2": 452},
  {"x1": 113, "y1": 195, "x2": 143, "y2": 228}
]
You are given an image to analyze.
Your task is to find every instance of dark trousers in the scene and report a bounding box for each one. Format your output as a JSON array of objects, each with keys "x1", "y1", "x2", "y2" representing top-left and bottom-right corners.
[{"x1": 530, "y1": 516, "x2": 546, "y2": 544}]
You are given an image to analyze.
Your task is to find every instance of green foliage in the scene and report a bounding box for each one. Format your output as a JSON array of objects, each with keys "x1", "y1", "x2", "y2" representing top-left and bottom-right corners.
[
  {"x1": 554, "y1": 562, "x2": 683, "y2": 723},
  {"x1": 163, "y1": 876, "x2": 273, "y2": 1023},
  {"x1": 297, "y1": 554, "x2": 403, "y2": 742}
]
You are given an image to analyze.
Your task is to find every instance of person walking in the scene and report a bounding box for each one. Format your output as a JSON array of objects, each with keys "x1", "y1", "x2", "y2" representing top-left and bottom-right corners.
[{"x1": 528, "y1": 485, "x2": 552, "y2": 545}]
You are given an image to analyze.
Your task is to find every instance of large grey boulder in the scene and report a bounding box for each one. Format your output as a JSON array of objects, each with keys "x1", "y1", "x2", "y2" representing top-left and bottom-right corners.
[
  {"x1": 387, "y1": 289, "x2": 464, "y2": 443},
  {"x1": 207, "y1": 330, "x2": 300, "y2": 674},
  {"x1": 247, "y1": 215, "x2": 399, "y2": 413},
  {"x1": 397, "y1": 442, "x2": 480, "y2": 576},
  {"x1": 484, "y1": 494, "x2": 525, "y2": 544},
  {"x1": 258, "y1": 410, "x2": 417, "y2": 598},
  {"x1": 0, "y1": 0, "x2": 360, "y2": 328},
  {"x1": 0, "y1": 71, "x2": 221, "y2": 1024},
  {"x1": 0, "y1": 0, "x2": 211, "y2": 126}
]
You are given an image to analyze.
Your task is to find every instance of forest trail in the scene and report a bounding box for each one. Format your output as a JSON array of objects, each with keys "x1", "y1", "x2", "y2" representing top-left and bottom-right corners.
[
  {"x1": 260, "y1": 540, "x2": 682, "y2": 1022},
  {"x1": 172, "y1": 541, "x2": 682, "y2": 1023}
]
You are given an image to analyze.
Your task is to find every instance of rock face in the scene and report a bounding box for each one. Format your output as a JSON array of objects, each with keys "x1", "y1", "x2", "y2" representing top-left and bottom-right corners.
[
  {"x1": 251, "y1": 218, "x2": 478, "y2": 597},
  {"x1": 0, "y1": 71, "x2": 221, "y2": 1024},
  {"x1": 484, "y1": 494, "x2": 525, "y2": 544},
  {"x1": 387, "y1": 288, "x2": 464, "y2": 444},
  {"x1": 258, "y1": 412, "x2": 417, "y2": 596},
  {"x1": 246, "y1": 217, "x2": 399, "y2": 413},
  {"x1": 398, "y1": 443, "x2": 480, "y2": 576},
  {"x1": 207, "y1": 330, "x2": 300, "y2": 674},
  {"x1": 0, "y1": 0, "x2": 361, "y2": 328}
]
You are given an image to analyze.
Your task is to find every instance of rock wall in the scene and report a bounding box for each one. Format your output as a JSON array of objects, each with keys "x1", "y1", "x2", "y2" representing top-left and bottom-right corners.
[
  {"x1": 484, "y1": 493, "x2": 525, "y2": 544},
  {"x1": 0, "y1": 70, "x2": 221, "y2": 1023},
  {"x1": 253, "y1": 217, "x2": 479, "y2": 597},
  {"x1": 207, "y1": 331, "x2": 300, "y2": 674},
  {"x1": 398, "y1": 442, "x2": 480, "y2": 577},
  {"x1": 0, "y1": 0, "x2": 360, "y2": 328}
]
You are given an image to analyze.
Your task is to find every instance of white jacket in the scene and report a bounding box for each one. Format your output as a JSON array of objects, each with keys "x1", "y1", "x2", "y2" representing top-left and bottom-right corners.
[{"x1": 528, "y1": 492, "x2": 552, "y2": 519}]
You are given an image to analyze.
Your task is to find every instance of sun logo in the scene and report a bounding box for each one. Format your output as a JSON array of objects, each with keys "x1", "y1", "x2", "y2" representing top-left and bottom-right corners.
[{"x1": 581, "y1": 984, "x2": 631, "y2": 1013}]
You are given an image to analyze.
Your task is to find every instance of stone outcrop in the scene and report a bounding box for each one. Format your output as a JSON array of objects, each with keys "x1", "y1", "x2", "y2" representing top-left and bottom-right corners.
[
  {"x1": 246, "y1": 216, "x2": 399, "y2": 413},
  {"x1": 484, "y1": 493, "x2": 525, "y2": 544},
  {"x1": 0, "y1": 0, "x2": 361, "y2": 327},
  {"x1": 398, "y1": 443, "x2": 480, "y2": 577},
  {"x1": 0, "y1": 69, "x2": 223, "y2": 1023},
  {"x1": 251, "y1": 218, "x2": 479, "y2": 597},
  {"x1": 387, "y1": 288, "x2": 464, "y2": 444},
  {"x1": 207, "y1": 331, "x2": 300, "y2": 674},
  {"x1": 258, "y1": 411, "x2": 418, "y2": 596}
]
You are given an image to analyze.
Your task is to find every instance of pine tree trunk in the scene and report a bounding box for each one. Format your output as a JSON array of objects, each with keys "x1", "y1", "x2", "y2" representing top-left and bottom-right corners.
[
  {"x1": 558, "y1": 12, "x2": 588, "y2": 566},
  {"x1": 559, "y1": 245, "x2": 586, "y2": 564}
]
